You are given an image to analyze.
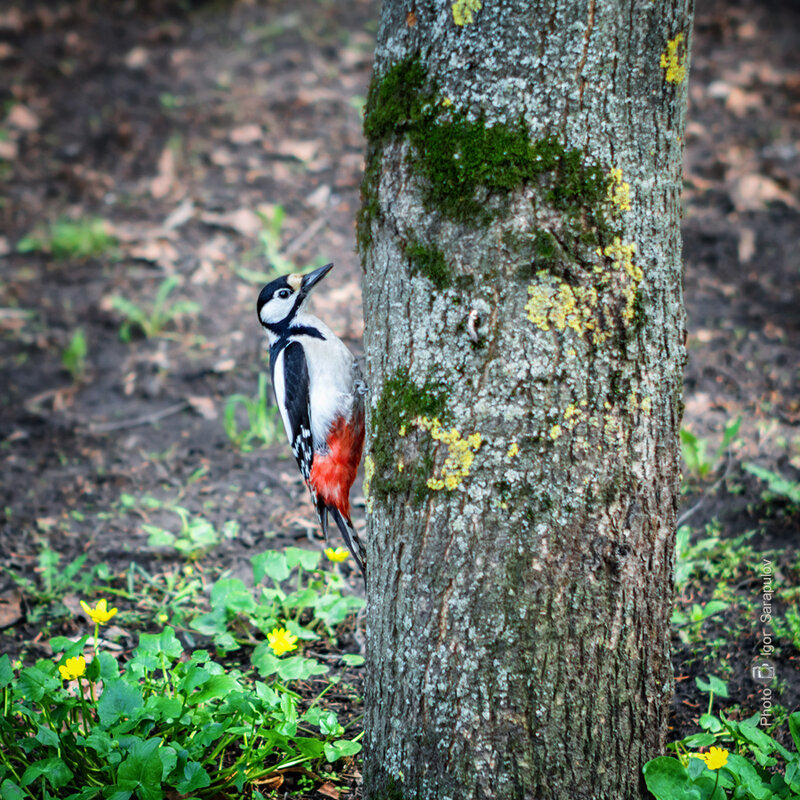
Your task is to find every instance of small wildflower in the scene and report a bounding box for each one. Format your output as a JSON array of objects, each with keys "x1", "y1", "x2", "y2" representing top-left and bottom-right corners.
[
  {"x1": 267, "y1": 627, "x2": 298, "y2": 656},
  {"x1": 58, "y1": 656, "x2": 86, "y2": 681},
  {"x1": 325, "y1": 547, "x2": 349, "y2": 563},
  {"x1": 80, "y1": 598, "x2": 118, "y2": 625},
  {"x1": 704, "y1": 747, "x2": 729, "y2": 770},
  {"x1": 158, "y1": 613, "x2": 169, "y2": 623}
]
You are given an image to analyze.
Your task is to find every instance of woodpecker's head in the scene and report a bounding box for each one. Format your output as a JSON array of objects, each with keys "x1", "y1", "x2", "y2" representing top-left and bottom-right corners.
[{"x1": 257, "y1": 262, "x2": 333, "y2": 332}]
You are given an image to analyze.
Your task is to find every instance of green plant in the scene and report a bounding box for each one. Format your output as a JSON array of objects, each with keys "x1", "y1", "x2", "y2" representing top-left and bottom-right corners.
[
  {"x1": 143, "y1": 508, "x2": 238, "y2": 561},
  {"x1": 681, "y1": 417, "x2": 742, "y2": 480},
  {"x1": 110, "y1": 276, "x2": 201, "y2": 341},
  {"x1": 2, "y1": 547, "x2": 108, "y2": 628},
  {"x1": 233, "y1": 206, "x2": 327, "y2": 284},
  {"x1": 17, "y1": 218, "x2": 116, "y2": 260},
  {"x1": 223, "y1": 373, "x2": 282, "y2": 451},
  {"x1": 0, "y1": 624, "x2": 362, "y2": 799},
  {"x1": 61, "y1": 328, "x2": 88, "y2": 381},
  {"x1": 644, "y1": 707, "x2": 800, "y2": 799},
  {"x1": 773, "y1": 607, "x2": 800, "y2": 653},
  {"x1": 674, "y1": 525, "x2": 759, "y2": 588},
  {"x1": 744, "y1": 463, "x2": 800, "y2": 506},
  {"x1": 190, "y1": 548, "x2": 364, "y2": 654},
  {"x1": 672, "y1": 599, "x2": 731, "y2": 645}
]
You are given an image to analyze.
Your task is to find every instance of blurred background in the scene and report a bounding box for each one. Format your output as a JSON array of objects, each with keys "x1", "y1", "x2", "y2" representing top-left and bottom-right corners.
[{"x1": 0, "y1": 0, "x2": 798, "y2": 756}]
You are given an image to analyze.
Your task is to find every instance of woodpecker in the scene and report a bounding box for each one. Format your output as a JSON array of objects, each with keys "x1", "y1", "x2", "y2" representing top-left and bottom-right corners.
[{"x1": 256, "y1": 263, "x2": 366, "y2": 575}]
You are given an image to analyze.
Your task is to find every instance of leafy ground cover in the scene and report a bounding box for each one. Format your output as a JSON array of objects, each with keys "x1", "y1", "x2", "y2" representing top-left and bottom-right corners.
[{"x1": 1, "y1": 0, "x2": 799, "y2": 797}]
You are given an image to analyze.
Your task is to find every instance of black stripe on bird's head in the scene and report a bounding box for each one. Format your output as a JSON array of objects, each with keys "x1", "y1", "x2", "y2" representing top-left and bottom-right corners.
[{"x1": 257, "y1": 263, "x2": 333, "y2": 330}]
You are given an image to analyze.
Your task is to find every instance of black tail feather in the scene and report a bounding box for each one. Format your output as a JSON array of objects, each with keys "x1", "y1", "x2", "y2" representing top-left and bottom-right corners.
[{"x1": 329, "y1": 505, "x2": 366, "y2": 578}]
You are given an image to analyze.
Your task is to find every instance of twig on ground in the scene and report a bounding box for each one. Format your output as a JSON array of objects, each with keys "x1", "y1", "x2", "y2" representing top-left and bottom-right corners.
[{"x1": 84, "y1": 401, "x2": 189, "y2": 434}]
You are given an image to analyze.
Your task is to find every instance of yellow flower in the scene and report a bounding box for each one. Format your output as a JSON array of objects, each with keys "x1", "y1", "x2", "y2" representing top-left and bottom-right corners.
[
  {"x1": 704, "y1": 746, "x2": 729, "y2": 770},
  {"x1": 80, "y1": 598, "x2": 118, "y2": 625},
  {"x1": 325, "y1": 547, "x2": 350, "y2": 563},
  {"x1": 58, "y1": 656, "x2": 86, "y2": 681},
  {"x1": 267, "y1": 627, "x2": 298, "y2": 656}
]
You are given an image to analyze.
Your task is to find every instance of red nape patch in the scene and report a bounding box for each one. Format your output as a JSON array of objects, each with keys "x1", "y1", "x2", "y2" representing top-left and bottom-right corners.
[{"x1": 309, "y1": 412, "x2": 365, "y2": 516}]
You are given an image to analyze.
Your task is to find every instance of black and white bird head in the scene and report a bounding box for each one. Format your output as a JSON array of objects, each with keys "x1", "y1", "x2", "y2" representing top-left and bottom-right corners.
[{"x1": 256, "y1": 262, "x2": 333, "y2": 337}]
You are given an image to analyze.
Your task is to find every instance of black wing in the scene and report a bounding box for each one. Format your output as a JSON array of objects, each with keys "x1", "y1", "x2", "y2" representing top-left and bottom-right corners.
[{"x1": 280, "y1": 341, "x2": 314, "y2": 483}]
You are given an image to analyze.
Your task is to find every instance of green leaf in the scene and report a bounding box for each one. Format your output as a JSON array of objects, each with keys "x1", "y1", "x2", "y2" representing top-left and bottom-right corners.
[
  {"x1": 175, "y1": 762, "x2": 211, "y2": 793},
  {"x1": 117, "y1": 739, "x2": 164, "y2": 800},
  {"x1": 788, "y1": 712, "x2": 800, "y2": 753},
  {"x1": 277, "y1": 655, "x2": 329, "y2": 681},
  {"x1": 285, "y1": 547, "x2": 321, "y2": 571},
  {"x1": 188, "y1": 674, "x2": 240, "y2": 705},
  {"x1": 252, "y1": 550, "x2": 290, "y2": 584},
  {"x1": 21, "y1": 758, "x2": 74, "y2": 789},
  {"x1": 210, "y1": 578, "x2": 256, "y2": 614},
  {"x1": 1, "y1": 779, "x2": 24, "y2": 800},
  {"x1": 18, "y1": 665, "x2": 59, "y2": 701},
  {"x1": 0, "y1": 655, "x2": 13, "y2": 688},
  {"x1": 678, "y1": 733, "x2": 717, "y2": 749},
  {"x1": 699, "y1": 713, "x2": 723, "y2": 733},
  {"x1": 35, "y1": 724, "x2": 60, "y2": 748},
  {"x1": 696, "y1": 675, "x2": 729, "y2": 699},
  {"x1": 341, "y1": 654, "x2": 365, "y2": 667},
  {"x1": 97, "y1": 678, "x2": 144, "y2": 727},
  {"x1": 134, "y1": 628, "x2": 183, "y2": 661},
  {"x1": 643, "y1": 757, "x2": 701, "y2": 800},
  {"x1": 323, "y1": 740, "x2": 362, "y2": 763}
]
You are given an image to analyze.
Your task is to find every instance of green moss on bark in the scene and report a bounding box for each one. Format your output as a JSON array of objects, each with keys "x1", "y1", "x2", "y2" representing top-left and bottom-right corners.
[
  {"x1": 371, "y1": 368, "x2": 451, "y2": 504},
  {"x1": 403, "y1": 237, "x2": 452, "y2": 289},
  {"x1": 358, "y1": 54, "x2": 623, "y2": 258}
]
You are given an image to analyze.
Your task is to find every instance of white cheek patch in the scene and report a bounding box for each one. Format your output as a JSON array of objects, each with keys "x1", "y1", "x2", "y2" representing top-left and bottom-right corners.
[
  {"x1": 287, "y1": 274, "x2": 302, "y2": 292},
  {"x1": 260, "y1": 295, "x2": 296, "y2": 324}
]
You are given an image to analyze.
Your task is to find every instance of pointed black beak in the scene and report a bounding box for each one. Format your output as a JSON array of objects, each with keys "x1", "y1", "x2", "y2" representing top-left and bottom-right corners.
[{"x1": 300, "y1": 262, "x2": 333, "y2": 294}]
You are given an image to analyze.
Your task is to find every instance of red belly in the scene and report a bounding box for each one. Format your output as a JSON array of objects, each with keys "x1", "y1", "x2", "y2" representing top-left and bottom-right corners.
[{"x1": 308, "y1": 411, "x2": 365, "y2": 516}]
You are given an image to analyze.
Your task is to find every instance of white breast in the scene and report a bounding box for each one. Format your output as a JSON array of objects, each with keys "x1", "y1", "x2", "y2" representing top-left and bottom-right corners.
[{"x1": 294, "y1": 314, "x2": 356, "y2": 449}]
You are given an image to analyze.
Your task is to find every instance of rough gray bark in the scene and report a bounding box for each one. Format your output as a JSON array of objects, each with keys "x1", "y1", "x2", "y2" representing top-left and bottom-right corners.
[{"x1": 359, "y1": 1, "x2": 693, "y2": 798}]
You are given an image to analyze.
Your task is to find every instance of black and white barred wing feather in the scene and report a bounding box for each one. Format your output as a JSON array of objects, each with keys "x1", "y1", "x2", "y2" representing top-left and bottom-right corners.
[{"x1": 272, "y1": 341, "x2": 314, "y2": 487}]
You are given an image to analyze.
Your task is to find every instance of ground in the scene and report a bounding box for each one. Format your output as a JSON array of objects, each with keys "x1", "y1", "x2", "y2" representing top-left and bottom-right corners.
[{"x1": 0, "y1": 0, "x2": 798, "y2": 796}]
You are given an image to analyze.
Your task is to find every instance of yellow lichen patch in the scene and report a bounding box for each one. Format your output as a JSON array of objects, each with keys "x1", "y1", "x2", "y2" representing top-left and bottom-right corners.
[
  {"x1": 397, "y1": 459, "x2": 405, "y2": 473},
  {"x1": 597, "y1": 237, "x2": 643, "y2": 322},
  {"x1": 363, "y1": 454, "x2": 375, "y2": 512},
  {"x1": 563, "y1": 403, "x2": 582, "y2": 430},
  {"x1": 415, "y1": 416, "x2": 482, "y2": 491},
  {"x1": 549, "y1": 424, "x2": 562, "y2": 441},
  {"x1": 399, "y1": 424, "x2": 407, "y2": 437},
  {"x1": 607, "y1": 167, "x2": 632, "y2": 213},
  {"x1": 452, "y1": 0, "x2": 482, "y2": 26},
  {"x1": 506, "y1": 442, "x2": 519, "y2": 458},
  {"x1": 640, "y1": 396, "x2": 652, "y2": 416},
  {"x1": 525, "y1": 273, "x2": 598, "y2": 335},
  {"x1": 660, "y1": 33, "x2": 687, "y2": 84}
]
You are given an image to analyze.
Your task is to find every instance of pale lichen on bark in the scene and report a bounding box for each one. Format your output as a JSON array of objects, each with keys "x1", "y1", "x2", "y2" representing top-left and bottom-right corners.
[{"x1": 360, "y1": 1, "x2": 694, "y2": 798}]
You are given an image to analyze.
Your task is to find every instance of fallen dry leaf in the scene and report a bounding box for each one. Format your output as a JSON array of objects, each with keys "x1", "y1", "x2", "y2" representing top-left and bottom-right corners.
[
  {"x1": 317, "y1": 782, "x2": 340, "y2": 799},
  {"x1": 274, "y1": 139, "x2": 319, "y2": 162},
  {"x1": 163, "y1": 198, "x2": 194, "y2": 230},
  {"x1": 124, "y1": 46, "x2": 148, "y2": 69},
  {"x1": 738, "y1": 228, "x2": 756, "y2": 264},
  {"x1": 725, "y1": 86, "x2": 763, "y2": 117},
  {"x1": 0, "y1": 138, "x2": 18, "y2": 159},
  {"x1": 128, "y1": 240, "x2": 180, "y2": 267},
  {"x1": 0, "y1": 589, "x2": 23, "y2": 629},
  {"x1": 150, "y1": 146, "x2": 176, "y2": 199},
  {"x1": 6, "y1": 103, "x2": 40, "y2": 131},
  {"x1": 187, "y1": 396, "x2": 217, "y2": 420},
  {"x1": 200, "y1": 208, "x2": 262, "y2": 238},
  {"x1": 728, "y1": 173, "x2": 798, "y2": 212},
  {"x1": 229, "y1": 124, "x2": 263, "y2": 145}
]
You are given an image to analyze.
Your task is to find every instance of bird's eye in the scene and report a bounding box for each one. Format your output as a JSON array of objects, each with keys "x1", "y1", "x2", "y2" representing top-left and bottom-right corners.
[{"x1": 277, "y1": 289, "x2": 292, "y2": 299}]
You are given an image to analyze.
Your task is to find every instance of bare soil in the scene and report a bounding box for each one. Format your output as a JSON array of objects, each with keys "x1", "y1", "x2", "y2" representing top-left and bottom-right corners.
[{"x1": 1, "y1": 0, "x2": 799, "y2": 795}]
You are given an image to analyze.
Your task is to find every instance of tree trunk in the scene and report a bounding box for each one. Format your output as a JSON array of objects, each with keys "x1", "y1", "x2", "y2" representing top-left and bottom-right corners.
[{"x1": 358, "y1": 1, "x2": 693, "y2": 798}]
